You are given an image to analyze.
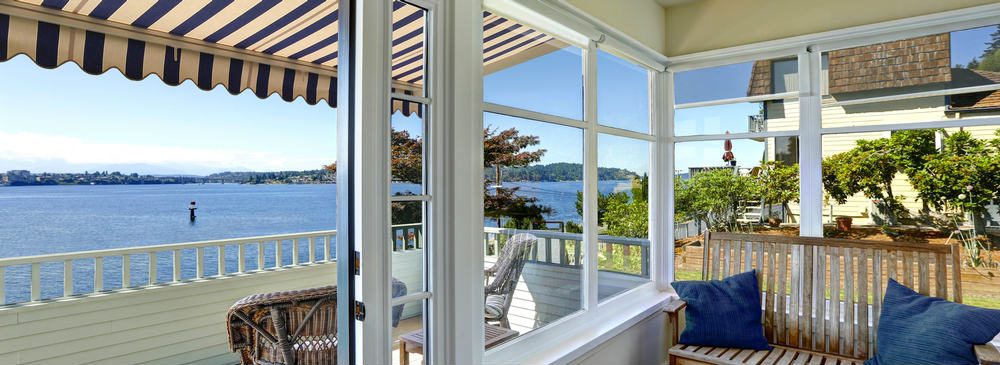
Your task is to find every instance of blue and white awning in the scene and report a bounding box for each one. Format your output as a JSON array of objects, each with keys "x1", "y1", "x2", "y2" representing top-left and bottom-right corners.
[{"x1": 0, "y1": 0, "x2": 558, "y2": 114}]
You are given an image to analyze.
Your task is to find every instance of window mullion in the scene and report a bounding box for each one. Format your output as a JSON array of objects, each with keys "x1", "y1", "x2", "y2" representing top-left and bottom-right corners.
[{"x1": 582, "y1": 39, "x2": 600, "y2": 311}]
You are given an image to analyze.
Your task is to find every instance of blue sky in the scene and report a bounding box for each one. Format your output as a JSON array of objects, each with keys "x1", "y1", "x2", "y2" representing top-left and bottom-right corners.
[{"x1": 0, "y1": 25, "x2": 994, "y2": 177}]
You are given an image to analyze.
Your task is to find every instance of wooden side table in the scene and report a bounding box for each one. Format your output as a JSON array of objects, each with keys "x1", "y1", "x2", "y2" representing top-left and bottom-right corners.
[{"x1": 398, "y1": 324, "x2": 519, "y2": 364}]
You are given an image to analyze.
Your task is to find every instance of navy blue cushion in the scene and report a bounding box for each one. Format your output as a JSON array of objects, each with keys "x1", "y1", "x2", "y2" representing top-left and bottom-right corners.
[
  {"x1": 866, "y1": 279, "x2": 1000, "y2": 365},
  {"x1": 671, "y1": 270, "x2": 770, "y2": 350}
]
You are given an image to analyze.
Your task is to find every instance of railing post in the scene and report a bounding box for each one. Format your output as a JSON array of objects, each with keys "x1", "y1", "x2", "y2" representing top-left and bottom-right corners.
[
  {"x1": 324, "y1": 236, "x2": 331, "y2": 262},
  {"x1": 30, "y1": 263, "x2": 40, "y2": 301},
  {"x1": 258, "y1": 242, "x2": 265, "y2": 270},
  {"x1": 0, "y1": 266, "x2": 5, "y2": 304},
  {"x1": 148, "y1": 252, "x2": 157, "y2": 285},
  {"x1": 641, "y1": 244, "x2": 650, "y2": 277},
  {"x1": 64, "y1": 259, "x2": 73, "y2": 297},
  {"x1": 238, "y1": 244, "x2": 246, "y2": 273},
  {"x1": 122, "y1": 255, "x2": 131, "y2": 288},
  {"x1": 574, "y1": 239, "x2": 582, "y2": 266},
  {"x1": 196, "y1": 247, "x2": 205, "y2": 278},
  {"x1": 173, "y1": 249, "x2": 182, "y2": 282},
  {"x1": 558, "y1": 238, "x2": 567, "y2": 265},
  {"x1": 218, "y1": 245, "x2": 226, "y2": 275},
  {"x1": 308, "y1": 237, "x2": 316, "y2": 263},
  {"x1": 275, "y1": 239, "x2": 283, "y2": 268},
  {"x1": 94, "y1": 257, "x2": 104, "y2": 292},
  {"x1": 292, "y1": 238, "x2": 299, "y2": 266}
]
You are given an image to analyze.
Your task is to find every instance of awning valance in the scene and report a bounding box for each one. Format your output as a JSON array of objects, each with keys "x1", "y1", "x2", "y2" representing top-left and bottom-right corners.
[{"x1": 0, "y1": 0, "x2": 558, "y2": 116}]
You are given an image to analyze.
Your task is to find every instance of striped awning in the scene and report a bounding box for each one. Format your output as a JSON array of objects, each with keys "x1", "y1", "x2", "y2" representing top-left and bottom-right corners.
[{"x1": 0, "y1": 1, "x2": 559, "y2": 114}]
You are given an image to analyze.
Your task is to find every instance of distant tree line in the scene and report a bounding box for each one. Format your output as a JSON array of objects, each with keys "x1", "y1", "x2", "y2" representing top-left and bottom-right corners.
[{"x1": 484, "y1": 162, "x2": 637, "y2": 182}]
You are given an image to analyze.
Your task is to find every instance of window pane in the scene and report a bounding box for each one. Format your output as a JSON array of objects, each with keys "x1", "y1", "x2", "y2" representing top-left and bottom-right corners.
[
  {"x1": 675, "y1": 100, "x2": 799, "y2": 136},
  {"x1": 598, "y1": 49, "x2": 649, "y2": 133},
  {"x1": 484, "y1": 15, "x2": 582, "y2": 120},
  {"x1": 391, "y1": 103, "x2": 424, "y2": 196},
  {"x1": 483, "y1": 112, "x2": 583, "y2": 335},
  {"x1": 821, "y1": 126, "x2": 999, "y2": 308},
  {"x1": 822, "y1": 25, "x2": 1000, "y2": 128},
  {"x1": 597, "y1": 134, "x2": 651, "y2": 300},
  {"x1": 675, "y1": 57, "x2": 798, "y2": 105},
  {"x1": 392, "y1": 1, "x2": 427, "y2": 97},
  {"x1": 392, "y1": 303, "x2": 426, "y2": 365},
  {"x1": 674, "y1": 138, "x2": 803, "y2": 281}
]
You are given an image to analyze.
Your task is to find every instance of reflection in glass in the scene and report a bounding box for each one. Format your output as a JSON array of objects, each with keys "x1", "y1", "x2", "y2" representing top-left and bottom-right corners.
[
  {"x1": 483, "y1": 14, "x2": 582, "y2": 120},
  {"x1": 675, "y1": 58, "x2": 798, "y2": 105},
  {"x1": 481, "y1": 112, "x2": 583, "y2": 335},
  {"x1": 391, "y1": 1, "x2": 427, "y2": 97},
  {"x1": 391, "y1": 105, "x2": 424, "y2": 196},
  {"x1": 597, "y1": 134, "x2": 651, "y2": 300}
]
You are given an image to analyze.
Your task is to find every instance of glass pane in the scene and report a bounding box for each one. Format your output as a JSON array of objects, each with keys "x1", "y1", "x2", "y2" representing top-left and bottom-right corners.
[
  {"x1": 675, "y1": 57, "x2": 799, "y2": 105},
  {"x1": 598, "y1": 49, "x2": 650, "y2": 133},
  {"x1": 483, "y1": 14, "x2": 582, "y2": 120},
  {"x1": 821, "y1": 24, "x2": 1000, "y2": 128},
  {"x1": 675, "y1": 100, "x2": 799, "y2": 136},
  {"x1": 483, "y1": 112, "x2": 584, "y2": 335},
  {"x1": 392, "y1": 201, "x2": 424, "y2": 294},
  {"x1": 391, "y1": 102, "x2": 424, "y2": 196},
  {"x1": 821, "y1": 126, "x2": 1000, "y2": 308},
  {"x1": 392, "y1": 303, "x2": 426, "y2": 365},
  {"x1": 673, "y1": 138, "x2": 803, "y2": 281},
  {"x1": 597, "y1": 134, "x2": 651, "y2": 300},
  {"x1": 391, "y1": 1, "x2": 427, "y2": 97}
]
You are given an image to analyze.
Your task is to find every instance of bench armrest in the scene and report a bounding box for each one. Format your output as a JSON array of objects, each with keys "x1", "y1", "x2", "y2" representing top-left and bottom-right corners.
[
  {"x1": 664, "y1": 299, "x2": 687, "y2": 347},
  {"x1": 976, "y1": 344, "x2": 1000, "y2": 365}
]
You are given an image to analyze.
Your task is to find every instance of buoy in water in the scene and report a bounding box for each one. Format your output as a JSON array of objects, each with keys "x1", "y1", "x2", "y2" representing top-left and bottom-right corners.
[{"x1": 189, "y1": 201, "x2": 197, "y2": 221}]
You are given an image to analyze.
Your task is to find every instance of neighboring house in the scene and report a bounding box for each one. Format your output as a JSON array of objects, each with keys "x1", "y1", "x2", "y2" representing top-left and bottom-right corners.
[{"x1": 749, "y1": 33, "x2": 1000, "y2": 225}]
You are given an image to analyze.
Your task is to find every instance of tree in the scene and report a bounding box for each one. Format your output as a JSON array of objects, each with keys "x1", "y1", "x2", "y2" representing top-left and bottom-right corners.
[
  {"x1": 483, "y1": 127, "x2": 551, "y2": 227},
  {"x1": 908, "y1": 129, "x2": 1000, "y2": 229},
  {"x1": 755, "y1": 161, "x2": 799, "y2": 221},
  {"x1": 676, "y1": 169, "x2": 759, "y2": 231},
  {"x1": 602, "y1": 175, "x2": 649, "y2": 238},
  {"x1": 982, "y1": 26, "x2": 1000, "y2": 60}
]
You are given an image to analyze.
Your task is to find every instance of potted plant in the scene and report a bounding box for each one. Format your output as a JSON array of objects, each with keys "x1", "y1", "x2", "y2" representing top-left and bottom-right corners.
[{"x1": 835, "y1": 216, "x2": 853, "y2": 231}]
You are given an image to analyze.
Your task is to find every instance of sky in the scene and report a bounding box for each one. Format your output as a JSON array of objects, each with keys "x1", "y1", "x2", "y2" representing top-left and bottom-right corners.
[{"x1": 0, "y1": 25, "x2": 994, "y2": 177}]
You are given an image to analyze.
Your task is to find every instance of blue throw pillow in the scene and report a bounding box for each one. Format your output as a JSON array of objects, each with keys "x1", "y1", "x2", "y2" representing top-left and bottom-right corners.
[
  {"x1": 671, "y1": 270, "x2": 770, "y2": 350},
  {"x1": 866, "y1": 279, "x2": 1000, "y2": 365}
]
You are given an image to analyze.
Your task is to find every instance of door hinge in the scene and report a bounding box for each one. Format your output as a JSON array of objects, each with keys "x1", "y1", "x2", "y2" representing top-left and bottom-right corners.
[
  {"x1": 353, "y1": 250, "x2": 361, "y2": 276},
  {"x1": 354, "y1": 300, "x2": 366, "y2": 321}
]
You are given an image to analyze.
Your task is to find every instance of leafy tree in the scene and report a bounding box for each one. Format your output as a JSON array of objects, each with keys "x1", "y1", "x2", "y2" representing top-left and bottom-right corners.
[
  {"x1": 982, "y1": 26, "x2": 1000, "y2": 60},
  {"x1": 391, "y1": 129, "x2": 423, "y2": 184},
  {"x1": 755, "y1": 161, "x2": 799, "y2": 220},
  {"x1": 979, "y1": 50, "x2": 1000, "y2": 72},
  {"x1": 602, "y1": 175, "x2": 649, "y2": 238},
  {"x1": 675, "y1": 169, "x2": 759, "y2": 231},
  {"x1": 483, "y1": 127, "x2": 551, "y2": 227},
  {"x1": 908, "y1": 129, "x2": 1000, "y2": 225}
]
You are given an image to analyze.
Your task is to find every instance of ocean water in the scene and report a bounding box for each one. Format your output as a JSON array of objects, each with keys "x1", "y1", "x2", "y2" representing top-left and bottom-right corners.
[{"x1": 0, "y1": 181, "x2": 627, "y2": 303}]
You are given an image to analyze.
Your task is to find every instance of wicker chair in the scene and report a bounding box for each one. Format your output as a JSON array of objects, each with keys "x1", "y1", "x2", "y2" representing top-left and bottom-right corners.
[
  {"x1": 227, "y1": 286, "x2": 338, "y2": 365},
  {"x1": 484, "y1": 233, "x2": 536, "y2": 328}
]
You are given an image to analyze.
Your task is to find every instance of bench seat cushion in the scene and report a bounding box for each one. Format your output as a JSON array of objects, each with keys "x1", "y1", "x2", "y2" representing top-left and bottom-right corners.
[{"x1": 669, "y1": 344, "x2": 864, "y2": 365}]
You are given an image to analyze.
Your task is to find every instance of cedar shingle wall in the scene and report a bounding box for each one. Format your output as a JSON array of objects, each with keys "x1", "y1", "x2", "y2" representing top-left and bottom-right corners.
[
  {"x1": 828, "y1": 34, "x2": 951, "y2": 94},
  {"x1": 747, "y1": 60, "x2": 773, "y2": 97}
]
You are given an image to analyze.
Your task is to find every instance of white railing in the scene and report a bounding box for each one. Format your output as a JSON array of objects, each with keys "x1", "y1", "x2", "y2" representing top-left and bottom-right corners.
[
  {"x1": 0, "y1": 230, "x2": 337, "y2": 306},
  {"x1": 483, "y1": 227, "x2": 651, "y2": 277}
]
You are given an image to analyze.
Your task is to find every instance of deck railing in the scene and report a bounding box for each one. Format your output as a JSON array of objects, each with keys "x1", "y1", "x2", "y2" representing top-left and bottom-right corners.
[
  {"x1": 0, "y1": 230, "x2": 336, "y2": 306},
  {"x1": 0, "y1": 225, "x2": 650, "y2": 306},
  {"x1": 483, "y1": 227, "x2": 650, "y2": 277}
]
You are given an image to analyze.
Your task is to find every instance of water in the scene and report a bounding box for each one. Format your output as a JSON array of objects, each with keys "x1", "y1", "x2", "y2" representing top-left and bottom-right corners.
[{"x1": 0, "y1": 181, "x2": 628, "y2": 302}]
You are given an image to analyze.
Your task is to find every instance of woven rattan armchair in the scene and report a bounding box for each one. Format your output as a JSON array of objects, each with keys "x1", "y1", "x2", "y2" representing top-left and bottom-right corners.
[
  {"x1": 484, "y1": 233, "x2": 536, "y2": 328},
  {"x1": 227, "y1": 286, "x2": 338, "y2": 365}
]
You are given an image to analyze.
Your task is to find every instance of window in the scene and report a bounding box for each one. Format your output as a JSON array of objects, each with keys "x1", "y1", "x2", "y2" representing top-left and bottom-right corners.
[
  {"x1": 774, "y1": 136, "x2": 799, "y2": 166},
  {"x1": 480, "y1": 16, "x2": 658, "y2": 349}
]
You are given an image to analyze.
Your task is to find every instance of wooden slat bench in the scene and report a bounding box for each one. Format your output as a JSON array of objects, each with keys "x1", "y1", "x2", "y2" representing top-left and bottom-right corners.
[{"x1": 666, "y1": 231, "x2": 970, "y2": 365}]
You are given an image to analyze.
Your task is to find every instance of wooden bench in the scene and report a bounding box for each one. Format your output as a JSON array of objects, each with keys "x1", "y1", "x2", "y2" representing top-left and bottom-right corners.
[{"x1": 666, "y1": 231, "x2": 970, "y2": 365}]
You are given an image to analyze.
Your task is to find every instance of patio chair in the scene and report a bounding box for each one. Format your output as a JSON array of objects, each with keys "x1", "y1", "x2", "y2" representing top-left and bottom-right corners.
[
  {"x1": 227, "y1": 286, "x2": 338, "y2": 365},
  {"x1": 484, "y1": 233, "x2": 536, "y2": 329}
]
